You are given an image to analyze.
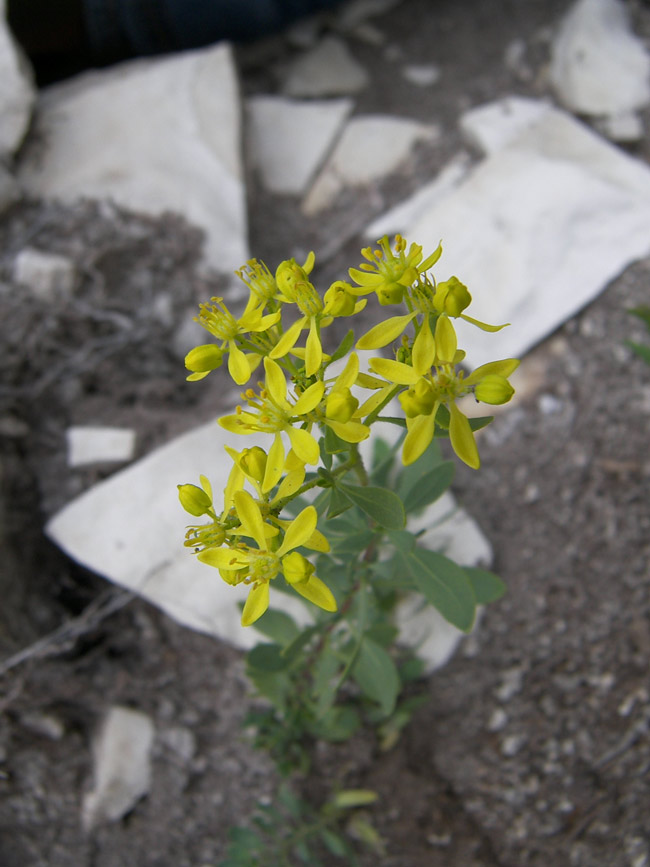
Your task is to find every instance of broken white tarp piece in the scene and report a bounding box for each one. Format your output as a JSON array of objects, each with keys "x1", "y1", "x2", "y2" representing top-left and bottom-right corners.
[
  {"x1": 66, "y1": 426, "x2": 136, "y2": 467},
  {"x1": 47, "y1": 406, "x2": 491, "y2": 669},
  {"x1": 549, "y1": 0, "x2": 650, "y2": 125},
  {"x1": 303, "y1": 114, "x2": 438, "y2": 214},
  {"x1": 246, "y1": 96, "x2": 353, "y2": 195},
  {"x1": 83, "y1": 706, "x2": 154, "y2": 829},
  {"x1": 365, "y1": 97, "x2": 650, "y2": 368},
  {"x1": 17, "y1": 44, "x2": 247, "y2": 274}
]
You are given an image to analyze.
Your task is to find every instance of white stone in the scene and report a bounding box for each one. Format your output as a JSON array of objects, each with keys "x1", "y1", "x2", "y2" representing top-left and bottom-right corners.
[
  {"x1": 368, "y1": 97, "x2": 650, "y2": 368},
  {"x1": 246, "y1": 96, "x2": 353, "y2": 195},
  {"x1": 66, "y1": 426, "x2": 136, "y2": 467},
  {"x1": 83, "y1": 706, "x2": 154, "y2": 829},
  {"x1": 46, "y1": 385, "x2": 492, "y2": 668},
  {"x1": 594, "y1": 111, "x2": 645, "y2": 143},
  {"x1": 402, "y1": 64, "x2": 440, "y2": 87},
  {"x1": 303, "y1": 114, "x2": 438, "y2": 214},
  {"x1": 282, "y1": 36, "x2": 369, "y2": 98},
  {"x1": 549, "y1": 0, "x2": 650, "y2": 117},
  {"x1": 13, "y1": 247, "x2": 77, "y2": 300},
  {"x1": 0, "y1": 0, "x2": 35, "y2": 158},
  {"x1": 17, "y1": 44, "x2": 247, "y2": 274}
]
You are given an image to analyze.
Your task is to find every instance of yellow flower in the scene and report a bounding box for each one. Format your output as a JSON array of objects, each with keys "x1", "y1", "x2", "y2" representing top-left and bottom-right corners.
[
  {"x1": 219, "y1": 357, "x2": 323, "y2": 466},
  {"x1": 235, "y1": 258, "x2": 278, "y2": 307},
  {"x1": 178, "y1": 475, "x2": 228, "y2": 551},
  {"x1": 194, "y1": 296, "x2": 280, "y2": 385},
  {"x1": 197, "y1": 490, "x2": 336, "y2": 626},
  {"x1": 319, "y1": 352, "x2": 371, "y2": 443},
  {"x1": 349, "y1": 235, "x2": 442, "y2": 305}
]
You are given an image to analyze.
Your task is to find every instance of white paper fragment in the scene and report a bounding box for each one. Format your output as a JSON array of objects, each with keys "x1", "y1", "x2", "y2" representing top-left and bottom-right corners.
[
  {"x1": 13, "y1": 247, "x2": 77, "y2": 300},
  {"x1": 549, "y1": 0, "x2": 650, "y2": 117},
  {"x1": 0, "y1": 0, "x2": 35, "y2": 158},
  {"x1": 17, "y1": 44, "x2": 247, "y2": 274},
  {"x1": 365, "y1": 153, "x2": 471, "y2": 239},
  {"x1": 282, "y1": 36, "x2": 369, "y2": 98},
  {"x1": 66, "y1": 426, "x2": 136, "y2": 467},
  {"x1": 460, "y1": 96, "x2": 551, "y2": 155},
  {"x1": 246, "y1": 96, "x2": 353, "y2": 195},
  {"x1": 83, "y1": 706, "x2": 154, "y2": 829},
  {"x1": 303, "y1": 115, "x2": 438, "y2": 214},
  {"x1": 369, "y1": 97, "x2": 650, "y2": 368}
]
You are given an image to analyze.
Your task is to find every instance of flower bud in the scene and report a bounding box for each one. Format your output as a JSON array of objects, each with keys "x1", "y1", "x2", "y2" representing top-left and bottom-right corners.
[
  {"x1": 324, "y1": 281, "x2": 356, "y2": 316},
  {"x1": 326, "y1": 387, "x2": 359, "y2": 423},
  {"x1": 399, "y1": 379, "x2": 436, "y2": 418},
  {"x1": 184, "y1": 344, "x2": 224, "y2": 373},
  {"x1": 282, "y1": 551, "x2": 315, "y2": 585},
  {"x1": 377, "y1": 282, "x2": 404, "y2": 305},
  {"x1": 178, "y1": 483, "x2": 213, "y2": 517},
  {"x1": 433, "y1": 277, "x2": 471, "y2": 317},
  {"x1": 474, "y1": 374, "x2": 515, "y2": 405},
  {"x1": 240, "y1": 446, "x2": 267, "y2": 483}
]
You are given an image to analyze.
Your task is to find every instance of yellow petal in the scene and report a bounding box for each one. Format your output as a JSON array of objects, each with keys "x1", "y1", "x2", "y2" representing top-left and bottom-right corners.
[
  {"x1": 305, "y1": 318, "x2": 322, "y2": 376},
  {"x1": 412, "y1": 316, "x2": 435, "y2": 376},
  {"x1": 228, "y1": 342, "x2": 252, "y2": 385},
  {"x1": 263, "y1": 357, "x2": 287, "y2": 405},
  {"x1": 460, "y1": 313, "x2": 509, "y2": 332},
  {"x1": 402, "y1": 410, "x2": 437, "y2": 466},
  {"x1": 464, "y1": 358, "x2": 520, "y2": 385},
  {"x1": 262, "y1": 434, "x2": 285, "y2": 493},
  {"x1": 357, "y1": 313, "x2": 416, "y2": 350},
  {"x1": 292, "y1": 575, "x2": 337, "y2": 612},
  {"x1": 198, "y1": 547, "x2": 249, "y2": 569},
  {"x1": 277, "y1": 505, "x2": 317, "y2": 556},
  {"x1": 326, "y1": 419, "x2": 370, "y2": 443},
  {"x1": 287, "y1": 427, "x2": 320, "y2": 464},
  {"x1": 293, "y1": 379, "x2": 325, "y2": 415},
  {"x1": 234, "y1": 490, "x2": 267, "y2": 550},
  {"x1": 369, "y1": 357, "x2": 420, "y2": 385},
  {"x1": 434, "y1": 315, "x2": 457, "y2": 364},
  {"x1": 272, "y1": 466, "x2": 305, "y2": 502},
  {"x1": 334, "y1": 351, "x2": 359, "y2": 392},
  {"x1": 449, "y1": 402, "x2": 480, "y2": 469},
  {"x1": 269, "y1": 317, "x2": 306, "y2": 360},
  {"x1": 241, "y1": 582, "x2": 270, "y2": 626}
]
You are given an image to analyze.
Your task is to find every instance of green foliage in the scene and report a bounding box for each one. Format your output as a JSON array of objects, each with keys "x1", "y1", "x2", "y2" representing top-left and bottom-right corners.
[{"x1": 626, "y1": 305, "x2": 650, "y2": 365}]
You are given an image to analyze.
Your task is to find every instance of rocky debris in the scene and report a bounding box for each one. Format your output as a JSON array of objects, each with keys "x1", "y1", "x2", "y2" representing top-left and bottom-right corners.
[
  {"x1": 82, "y1": 706, "x2": 155, "y2": 829},
  {"x1": 12, "y1": 246, "x2": 78, "y2": 300},
  {"x1": 282, "y1": 35, "x2": 370, "y2": 97},
  {"x1": 16, "y1": 44, "x2": 247, "y2": 275},
  {"x1": 549, "y1": 0, "x2": 650, "y2": 141},
  {"x1": 401, "y1": 63, "x2": 441, "y2": 87},
  {"x1": 0, "y1": 0, "x2": 35, "y2": 159},
  {"x1": 246, "y1": 95, "x2": 353, "y2": 195},
  {"x1": 66, "y1": 426, "x2": 136, "y2": 468}
]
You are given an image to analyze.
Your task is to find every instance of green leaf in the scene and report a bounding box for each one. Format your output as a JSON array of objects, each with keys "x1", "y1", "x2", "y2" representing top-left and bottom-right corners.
[
  {"x1": 327, "y1": 485, "x2": 354, "y2": 518},
  {"x1": 434, "y1": 414, "x2": 493, "y2": 438},
  {"x1": 324, "y1": 425, "x2": 349, "y2": 454},
  {"x1": 405, "y1": 548, "x2": 476, "y2": 632},
  {"x1": 246, "y1": 642, "x2": 289, "y2": 672},
  {"x1": 352, "y1": 637, "x2": 400, "y2": 716},
  {"x1": 320, "y1": 829, "x2": 348, "y2": 857},
  {"x1": 465, "y1": 567, "x2": 507, "y2": 604},
  {"x1": 628, "y1": 305, "x2": 650, "y2": 329},
  {"x1": 402, "y1": 461, "x2": 455, "y2": 513},
  {"x1": 329, "y1": 328, "x2": 355, "y2": 363},
  {"x1": 311, "y1": 705, "x2": 361, "y2": 741},
  {"x1": 337, "y1": 483, "x2": 405, "y2": 530},
  {"x1": 252, "y1": 610, "x2": 300, "y2": 646},
  {"x1": 332, "y1": 789, "x2": 378, "y2": 808},
  {"x1": 626, "y1": 339, "x2": 650, "y2": 365},
  {"x1": 319, "y1": 435, "x2": 333, "y2": 471},
  {"x1": 331, "y1": 528, "x2": 375, "y2": 555}
]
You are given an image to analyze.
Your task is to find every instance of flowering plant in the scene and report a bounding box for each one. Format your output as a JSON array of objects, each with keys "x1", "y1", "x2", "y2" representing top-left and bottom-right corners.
[{"x1": 178, "y1": 236, "x2": 517, "y2": 858}]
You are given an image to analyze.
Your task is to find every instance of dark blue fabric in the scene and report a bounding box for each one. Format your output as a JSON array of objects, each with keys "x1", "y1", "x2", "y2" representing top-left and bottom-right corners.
[{"x1": 83, "y1": 0, "x2": 344, "y2": 61}]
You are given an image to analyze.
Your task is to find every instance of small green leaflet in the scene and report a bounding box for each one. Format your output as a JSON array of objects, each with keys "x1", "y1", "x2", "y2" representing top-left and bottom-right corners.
[
  {"x1": 464, "y1": 566, "x2": 507, "y2": 604},
  {"x1": 337, "y1": 483, "x2": 405, "y2": 530},
  {"x1": 402, "y1": 461, "x2": 455, "y2": 513},
  {"x1": 403, "y1": 548, "x2": 476, "y2": 632},
  {"x1": 351, "y1": 636, "x2": 400, "y2": 716}
]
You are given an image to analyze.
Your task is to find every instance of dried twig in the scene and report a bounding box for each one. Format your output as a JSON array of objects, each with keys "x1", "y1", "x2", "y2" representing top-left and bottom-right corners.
[{"x1": 0, "y1": 588, "x2": 134, "y2": 678}]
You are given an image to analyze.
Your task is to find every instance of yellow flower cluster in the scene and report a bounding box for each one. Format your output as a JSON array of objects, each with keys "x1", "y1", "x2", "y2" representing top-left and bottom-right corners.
[{"x1": 179, "y1": 237, "x2": 518, "y2": 624}]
